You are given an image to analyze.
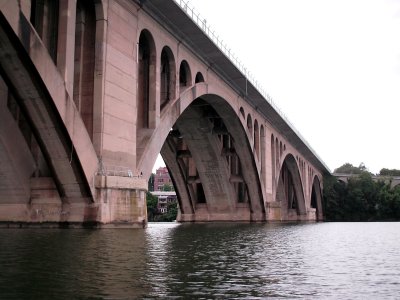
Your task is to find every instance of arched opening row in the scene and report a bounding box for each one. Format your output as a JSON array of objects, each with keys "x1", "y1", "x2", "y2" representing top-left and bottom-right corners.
[
  {"x1": 296, "y1": 156, "x2": 307, "y2": 185},
  {"x1": 243, "y1": 110, "x2": 265, "y2": 190},
  {"x1": 28, "y1": 2, "x2": 207, "y2": 141},
  {"x1": 242, "y1": 109, "x2": 263, "y2": 161},
  {"x1": 29, "y1": 0, "x2": 96, "y2": 140},
  {"x1": 271, "y1": 134, "x2": 286, "y2": 191},
  {"x1": 138, "y1": 30, "x2": 205, "y2": 132}
]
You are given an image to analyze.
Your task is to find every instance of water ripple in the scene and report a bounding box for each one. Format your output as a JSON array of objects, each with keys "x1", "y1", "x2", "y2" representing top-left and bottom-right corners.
[{"x1": 0, "y1": 223, "x2": 400, "y2": 299}]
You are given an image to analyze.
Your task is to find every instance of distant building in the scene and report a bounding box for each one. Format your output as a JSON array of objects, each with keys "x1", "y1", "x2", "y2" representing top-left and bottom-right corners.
[
  {"x1": 150, "y1": 191, "x2": 177, "y2": 214},
  {"x1": 154, "y1": 167, "x2": 174, "y2": 191}
]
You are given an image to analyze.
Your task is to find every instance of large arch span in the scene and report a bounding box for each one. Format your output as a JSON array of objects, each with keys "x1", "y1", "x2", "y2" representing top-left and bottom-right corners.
[{"x1": 139, "y1": 86, "x2": 265, "y2": 221}]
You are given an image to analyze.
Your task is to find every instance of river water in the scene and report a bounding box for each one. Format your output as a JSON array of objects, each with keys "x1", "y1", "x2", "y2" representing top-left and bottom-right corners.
[{"x1": 0, "y1": 222, "x2": 399, "y2": 299}]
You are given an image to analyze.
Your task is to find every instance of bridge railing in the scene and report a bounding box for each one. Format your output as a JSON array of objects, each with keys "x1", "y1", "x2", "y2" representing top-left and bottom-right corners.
[
  {"x1": 173, "y1": 0, "x2": 328, "y2": 170},
  {"x1": 97, "y1": 163, "x2": 138, "y2": 178}
]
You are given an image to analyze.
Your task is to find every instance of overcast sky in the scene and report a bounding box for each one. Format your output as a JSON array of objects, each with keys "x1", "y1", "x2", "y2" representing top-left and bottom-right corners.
[
  {"x1": 155, "y1": 0, "x2": 400, "y2": 174},
  {"x1": 186, "y1": 0, "x2": 400, "y2": 174}
]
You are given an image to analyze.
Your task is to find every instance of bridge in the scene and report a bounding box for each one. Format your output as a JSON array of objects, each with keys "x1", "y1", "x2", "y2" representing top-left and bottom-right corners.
[
  {"x1": 334, "y1": 174, "x2": 400, "y2": 189},
  {"x1": 0, "y1": 0, "x2": 329, "y2": 227}
]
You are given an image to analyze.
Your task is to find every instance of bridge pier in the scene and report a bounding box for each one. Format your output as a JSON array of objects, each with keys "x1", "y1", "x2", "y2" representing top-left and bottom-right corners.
[
  {"x1": 94, "y1": 176, "x2": 148, "y2": 228},
  {"x1": 176, "y1": 204, "x2": 266, "y2": 222}
]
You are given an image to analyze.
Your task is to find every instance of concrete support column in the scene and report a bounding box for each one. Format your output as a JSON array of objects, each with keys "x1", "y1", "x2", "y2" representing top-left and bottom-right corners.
[
  {"x1": 57, "y1": 0, "x2": 77, "y2": 97},
  {"x1": 92, "y1": 1, "x2": 108, "y2": 157},
  {"x1": 95, "y1": 175, "x2": 148, "y2": 228}
]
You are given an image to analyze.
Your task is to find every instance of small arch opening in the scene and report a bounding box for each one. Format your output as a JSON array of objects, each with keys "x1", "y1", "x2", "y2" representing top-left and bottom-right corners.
[
  {"x1": 246, "y1": 114, "x2": 253, "y2": 136},
  {"x1": 271, "y1": 134, "x2": 276, "y2": 192},
  {"x1": 239, "y1": 107, "x2": 245, "y2": 119},
  {"x1": 74, "y1": 0, "x2": 96, "y2": 139},
  {"x1": 30, "y1": 0, "x2": 59, "y2": 62},
  {"x1": 179, "y1": 60, "x2": 192, "y2": 92},
  {"x1": 160, "y1": 46, "x2": 176, "y2": 110},
  {"x1": 254, "y1": 119, "x2": 259, "y2": 158},
  {"x1": 195, "y1": 72, "x2": 204, "y2": 83},
  {"x1": 137, "y1": 30, "x2": 156, "y2": 129}
]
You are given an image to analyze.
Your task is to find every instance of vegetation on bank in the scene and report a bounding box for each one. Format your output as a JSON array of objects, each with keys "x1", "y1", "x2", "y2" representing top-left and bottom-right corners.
[
  {"x1": 146, "y1": 191, "x2": 178, "y2": 222},
  {"x1": 324, "y1": 163, "x2": 400, "y2": 221},
  {"x1": 147, "y1": 163, "x2": 400, "y2": 222}
]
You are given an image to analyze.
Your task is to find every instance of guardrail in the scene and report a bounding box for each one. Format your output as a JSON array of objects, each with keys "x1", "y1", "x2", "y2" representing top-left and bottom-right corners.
[{"x1": 97, "y1": 162, "x2": 139, "y2": 178}]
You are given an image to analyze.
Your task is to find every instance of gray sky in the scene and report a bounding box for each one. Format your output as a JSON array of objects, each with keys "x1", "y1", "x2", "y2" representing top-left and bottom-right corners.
[
  {"x1": 155, "y1": 0, "x2": 400, "y2": 174},
  {"x1": 189, "y1": 0, "x2": 400, "y2": 172}
]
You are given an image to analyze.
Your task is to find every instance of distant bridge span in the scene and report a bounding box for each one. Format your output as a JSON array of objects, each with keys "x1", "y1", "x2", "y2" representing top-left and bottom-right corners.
[
  {"x1": 334, "y1": 174, "x2": 400, "y2": 189},
  {"x1": 0, "y1": 0, "x2": 329, "y2": 227}
]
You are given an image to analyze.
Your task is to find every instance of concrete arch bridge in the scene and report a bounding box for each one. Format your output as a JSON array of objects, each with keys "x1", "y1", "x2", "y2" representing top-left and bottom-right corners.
[{"x1": 0, "y1": 0, "x2": 329, "y2": 227}]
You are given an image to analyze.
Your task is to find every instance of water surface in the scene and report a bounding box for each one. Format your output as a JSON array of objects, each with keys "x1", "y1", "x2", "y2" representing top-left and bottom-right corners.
[{"x1": 0, "y1": 222, "x2": 399, "y2": 299}]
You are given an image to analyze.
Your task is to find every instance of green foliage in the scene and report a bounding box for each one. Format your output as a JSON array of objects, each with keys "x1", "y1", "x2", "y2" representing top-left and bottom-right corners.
[
  {"x1": 146, "y1": 192, "x2": 159, "y2": 221},
  {"x1": 158, "y1": 202, "x2": 178, "y2": 222},
  {"x1": 148, "y1": 173, "x2": 155, "y2": 191},
  {"x1": 146, "y1": 191, "x2": 178, "y2": 222},
  {"x1": 323, "y1": 173, "x2": 400, "y2": 221},
  {"x1": 379, "y1": 168, "x2": 400, "y2": 176},
  {"x1": 334, "y1": 162, "x2": 368, "y2": 174},
  {"x1": 162, "y1": 183, "x2": 174, "y2": 191}
]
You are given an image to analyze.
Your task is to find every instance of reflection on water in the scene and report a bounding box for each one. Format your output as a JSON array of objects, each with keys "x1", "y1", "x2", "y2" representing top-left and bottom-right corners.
[{"x1": 0, "y1": 222, "x2": 399, "y2": 299}]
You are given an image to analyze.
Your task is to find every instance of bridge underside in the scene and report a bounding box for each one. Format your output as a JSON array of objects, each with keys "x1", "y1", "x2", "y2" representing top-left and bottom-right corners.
[
  {"x1": 161, "y1": 97, "x2": 265, "y2": 222},
  {"x1": 0, "y1": 10, "x2": 98, "y2": 225}
]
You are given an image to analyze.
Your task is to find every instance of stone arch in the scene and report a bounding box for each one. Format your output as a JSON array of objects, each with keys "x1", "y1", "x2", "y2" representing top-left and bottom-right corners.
[
  {"x1": 179, "y1": 60, "x2": 192, "y2": 92},
  {"x1": 239, "y1": 107, "x2": 245, "y2": 119},
  {"x1": 271, "y1": 134, "x2": 276, "y2": 194},
  {"x1": 260, "y1": 125, "x2": 266, "y2": 187},
  {"x1": 74, "y1": 0, "x2": 96, "y2": 140},
  {"x1": 137, "y1": 29, "x2": 156, "y2": 130},
  {"x1": 30, "y1": 0, "x2": 59, "y2": 62},
  {"x1": 311, "y1": 175, "x2": 323, "y2": 221},
  {"x1": 246, "y1": 114, "x2": 253, "y2": 137},
  {"x1": 275, "y1": 137, "x2": 279, "y2": 170},
  {"x1": 195, "y1": 72, "x2": 204, "y2": 83},
  {"x1": 275, "y1": 153, "x2": 307, "y2": 220},
  {"x1": 160, "y1": 46, "x2": 176, "y2": 111},
  {"x1": 254, "y1": 119, "x2": 259, "y2": 159},
  {"x1": 0, "y1": 13, "x2": 99, "y2": 203},
  {"x1": 137, "y1": 87, "x2": 265, "y2": 222}
]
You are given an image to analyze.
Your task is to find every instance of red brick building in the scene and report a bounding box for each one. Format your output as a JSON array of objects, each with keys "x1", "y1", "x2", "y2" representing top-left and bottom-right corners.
[{"x1": 154, "y1": 167, "x2": 174, "y2": 191}]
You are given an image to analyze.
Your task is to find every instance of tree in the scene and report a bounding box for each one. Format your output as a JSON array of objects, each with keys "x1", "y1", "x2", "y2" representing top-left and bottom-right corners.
[
  {"x1": 159, "y1": 202, "x2": 178, "y2": 222},
  {"x1": 162, "y1": 183, "x2": 174, "y2": 191},
  {"x1": 379, "y1": 168, "x2": 400, "y2": 176},
  {"x1": 146, "y1": 192, "x2": 158, "y2": 221},
  {"x1": 148, "y1": 173, "x2": 155, "y2": 191},
  {"x1": 334, "y1": 163, "x2": 369, "y2": 174},
  {"x1": 323, "y1": 173, "x2": 400, "y2": 221}
]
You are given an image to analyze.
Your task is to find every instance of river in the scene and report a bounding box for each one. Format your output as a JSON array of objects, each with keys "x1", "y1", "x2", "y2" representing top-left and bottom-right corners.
[{"x1": 0, "y1": 222, "x2": 399, "y2": 299}]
